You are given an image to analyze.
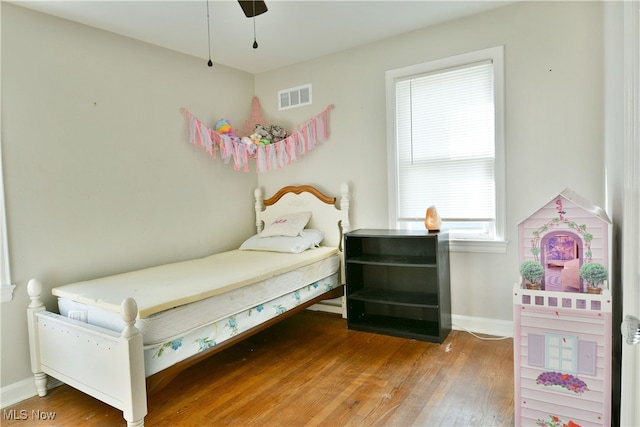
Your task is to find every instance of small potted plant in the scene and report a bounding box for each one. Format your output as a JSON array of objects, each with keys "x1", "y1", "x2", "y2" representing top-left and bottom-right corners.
[
  {"x1": 520, "y1": 260, "x2": 545, "y2": 290},
  {"x1": 579, "y1": 262, "x2": 608, "y2": 294}
]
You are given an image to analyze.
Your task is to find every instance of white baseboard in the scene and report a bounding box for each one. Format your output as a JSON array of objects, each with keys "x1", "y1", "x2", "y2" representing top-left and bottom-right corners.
[
  {"x1": 452, "y1": 314, "x2": 513, "y2": 338},
  {"x1": 1, "y1": 377, "x2": 62, "y2": 409},
  {"x1": 1, "y1": 378, "x2": 36, "y2": 409},
  {"x1": 308, "y1": 302, "x2": 512, "y2": 337}
]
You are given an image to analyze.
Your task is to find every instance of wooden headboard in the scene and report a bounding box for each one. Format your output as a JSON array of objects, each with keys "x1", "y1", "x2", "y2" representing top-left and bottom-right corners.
[{"x1": 254, "y1": 184, "x2": 351, "y2": 250}]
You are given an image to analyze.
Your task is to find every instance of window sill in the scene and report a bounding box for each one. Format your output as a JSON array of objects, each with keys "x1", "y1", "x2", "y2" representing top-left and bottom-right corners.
[
  {"x1": 1, "y1": 283, "x2": 16, "y2": 303},
  {"x1": 450, "y1": 239, "x2": 508, "y2": 254}
]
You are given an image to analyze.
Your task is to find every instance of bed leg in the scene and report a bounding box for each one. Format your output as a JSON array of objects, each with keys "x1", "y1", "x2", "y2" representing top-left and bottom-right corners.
[
  {"x1": 33, "y1": 372, "x2": 48, "y2": 397},
  {"x1": 120, "y1": 297, "x2": 148, "y2": 427},
  {"x1": 26, "y1": 279, "x2": 49, "y2": 397}
]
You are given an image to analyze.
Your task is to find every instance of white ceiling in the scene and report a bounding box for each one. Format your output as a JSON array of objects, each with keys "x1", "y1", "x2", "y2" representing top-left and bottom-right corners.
[{"x1": 11, "y1": 0, "x2": 516, "y2": 74}]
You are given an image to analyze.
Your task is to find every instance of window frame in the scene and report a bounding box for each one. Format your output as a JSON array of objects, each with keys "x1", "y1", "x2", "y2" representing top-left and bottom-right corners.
[
  {"x1": 0, "y1": 139, "x2": 14, "y2": 303},
  {"x1": 386, "y1": 46, "x2": 507, "y2": 253}
]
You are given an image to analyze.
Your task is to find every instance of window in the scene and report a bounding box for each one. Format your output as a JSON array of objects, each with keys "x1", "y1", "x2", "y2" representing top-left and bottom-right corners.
[{"x1": 386, "y1": 46, "x2": 506, "y2": 252}]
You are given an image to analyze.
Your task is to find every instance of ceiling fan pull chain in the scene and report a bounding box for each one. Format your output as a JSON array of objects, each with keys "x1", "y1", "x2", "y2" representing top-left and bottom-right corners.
[
  {"x1": 206, "y1": 0, "x2": 213, "y2": 66},
  {"x1": 252, "y1": 0, "x2": 258, "y2": 49},
  {"x1": 253, "y1": 20, "x2": 258, "y2": 49}
]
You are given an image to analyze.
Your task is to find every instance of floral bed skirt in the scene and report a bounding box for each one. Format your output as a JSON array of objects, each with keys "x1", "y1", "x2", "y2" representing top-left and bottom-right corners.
[{"x1": 144, "y1": 272, "x2": 339, "y2": 376}]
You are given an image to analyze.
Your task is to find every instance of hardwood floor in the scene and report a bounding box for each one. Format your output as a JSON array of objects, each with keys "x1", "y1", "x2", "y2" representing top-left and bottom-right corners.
[{"x1": 3, "y1": 311, "x2": 514, "y2": 426}]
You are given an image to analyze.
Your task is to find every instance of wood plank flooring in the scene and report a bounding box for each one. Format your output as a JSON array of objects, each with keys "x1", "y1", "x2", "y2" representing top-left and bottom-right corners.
[{"x1": 2, "y1": 311, "x2": 514, "y2": 426}]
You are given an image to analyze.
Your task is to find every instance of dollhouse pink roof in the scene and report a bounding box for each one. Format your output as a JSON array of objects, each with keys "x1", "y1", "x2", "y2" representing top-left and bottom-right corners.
[{"x1": 517, "y1": 188, "x2": 612, "y2": 225}]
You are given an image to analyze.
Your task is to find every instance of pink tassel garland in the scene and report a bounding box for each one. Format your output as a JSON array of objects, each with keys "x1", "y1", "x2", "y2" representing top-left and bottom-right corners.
[{"x1": 181, "y1": 104, "x2": 333, "y2": 173}]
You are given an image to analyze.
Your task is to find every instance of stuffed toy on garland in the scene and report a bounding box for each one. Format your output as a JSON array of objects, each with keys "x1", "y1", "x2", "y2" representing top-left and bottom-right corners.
[{"x1": 215, "y1": 119, "x2": 234, "y2": 138}]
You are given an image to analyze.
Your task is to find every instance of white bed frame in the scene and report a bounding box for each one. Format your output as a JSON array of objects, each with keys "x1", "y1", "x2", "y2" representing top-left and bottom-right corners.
[{"x1": 26, "y1": 184, "x2": 350, "y2": 426}]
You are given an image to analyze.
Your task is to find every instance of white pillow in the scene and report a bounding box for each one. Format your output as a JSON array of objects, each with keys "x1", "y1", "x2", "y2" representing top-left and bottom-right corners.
[
  {"x1": 260, "y1": 211, "x2": 311, "y2": 237},
  {"x1": 240, "y1": 229, "x2": 324, "y2": 254}
]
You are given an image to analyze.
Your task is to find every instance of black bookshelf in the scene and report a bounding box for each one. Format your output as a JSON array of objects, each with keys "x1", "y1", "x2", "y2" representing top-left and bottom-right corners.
[{"x1": 344, "y1": 229, "x2": 451, "y2": 343}]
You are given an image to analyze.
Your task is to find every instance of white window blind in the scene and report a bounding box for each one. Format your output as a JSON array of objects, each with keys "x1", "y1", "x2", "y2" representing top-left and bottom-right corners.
[{"x1": 395, "y1": 61, "x2": 495, "y2": 225}]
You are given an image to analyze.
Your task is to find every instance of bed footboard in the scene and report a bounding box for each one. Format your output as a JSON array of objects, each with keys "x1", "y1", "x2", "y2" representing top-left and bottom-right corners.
[{"x1": 27, "y1": 279, "x2": 148, "y2": 426}]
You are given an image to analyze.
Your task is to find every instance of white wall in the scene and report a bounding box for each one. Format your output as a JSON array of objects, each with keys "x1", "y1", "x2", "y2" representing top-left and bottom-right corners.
[
  {"x1": 254, "y1": 1, "x2": 606, "y2": 330},
  {"x1": 1, "y1": 3, "x2": 257, "y2": 393}
]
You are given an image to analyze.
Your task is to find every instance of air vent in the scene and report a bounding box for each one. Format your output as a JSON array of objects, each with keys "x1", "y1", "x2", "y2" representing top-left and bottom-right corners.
[{"x1": 278, "y1": 84, "x2": 312, "y2": 111}]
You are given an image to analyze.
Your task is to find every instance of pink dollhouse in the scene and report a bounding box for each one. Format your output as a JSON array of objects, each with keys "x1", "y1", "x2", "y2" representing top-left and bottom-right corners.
[
  {"x1": 518, "y1": 189, "x2": 611, "y2": 292},
  {"x1": 514, "y1": 189, "x2": 613, "y2": 427}
]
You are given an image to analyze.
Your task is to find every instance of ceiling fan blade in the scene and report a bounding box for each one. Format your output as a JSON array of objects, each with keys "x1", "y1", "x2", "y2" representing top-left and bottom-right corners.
[{"x1": 238, "y1": 1, "x2": 268, "y2": 18}]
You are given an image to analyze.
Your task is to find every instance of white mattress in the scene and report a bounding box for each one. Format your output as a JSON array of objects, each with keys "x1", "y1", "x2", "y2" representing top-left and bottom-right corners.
[
  {"x1": 53, "y1": 247, "x2": 339, "y2": 317},
  {"x1": 58, "y1": 253, "x2": 340, "y2": 346}
]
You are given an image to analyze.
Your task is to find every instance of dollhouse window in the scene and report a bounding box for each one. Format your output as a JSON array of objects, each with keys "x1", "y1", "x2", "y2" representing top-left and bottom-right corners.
[
  {"x1": 386, "y1": 46, "x2": 506, "y2": 251},
  {"x1": 528, "y1": 333, "x2": 597, "y2": 376},
  {"x1": 546, "y1": 334, "x2": 577, "y2": 373}
]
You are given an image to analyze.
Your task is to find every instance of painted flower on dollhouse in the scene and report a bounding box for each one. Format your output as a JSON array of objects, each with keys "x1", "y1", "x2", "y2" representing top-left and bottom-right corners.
[
  {"x1": 536, "y1": 415, "x2": 562, "y2": 427},
  {"x1": 536, "y1": 371, "x2": 588, "y2": 394},
  {"x1": 530, "y1": 243, "x2": 541, "y2": 258},
  {"x1": 536, "y1": 414, "x2": 582, "y2": 427},
  {"x1": 520, "y1": 260, "x2": 545, "y2": 289},
  {"x1": 579, "y1": 262, "x2": 608, "y2": 293},
  {"x1": 582, "y1": 233, "x2": 593, "y2": 259}
]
